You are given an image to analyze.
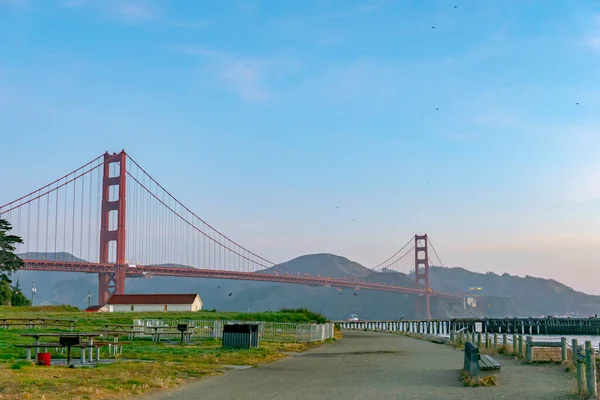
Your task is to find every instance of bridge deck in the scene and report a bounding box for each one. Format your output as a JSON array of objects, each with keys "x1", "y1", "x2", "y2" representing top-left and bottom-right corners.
[{"x1": 149, "y1": 331, "x2": 572, "y2": 400}]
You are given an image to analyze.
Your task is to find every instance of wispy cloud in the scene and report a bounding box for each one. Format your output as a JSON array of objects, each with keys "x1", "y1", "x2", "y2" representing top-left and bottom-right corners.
[
  {"x1": 283, "y1": 0, "x2": 392, "y2": 25},
  {"x1": 585, "y1": 36, "x2": 600, "y2": 51},
  {"x1": 174, "y1": 46, "x2": 275, "y2": 102},
  {"x1": 0, "y1": 0, "x2": 29, "y2": 7},
  {"x1": 117, "y1": 3, "x2": 155, "y2": 22},
  {"x1": 62, "y1": 0, "x2": 157, "y2": 23},
  {"x1": 581, "y1": 14, "x2": 600, "y2": 51},
  {"x1": 62, "y1": 0, "x2": 88, "y2": 7},
  {"x1": 469, "y1": 112, "x2": 519, "y2": 127}
]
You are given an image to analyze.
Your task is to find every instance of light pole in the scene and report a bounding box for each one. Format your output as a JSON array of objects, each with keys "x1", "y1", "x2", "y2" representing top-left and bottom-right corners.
[{"x1": 31, "y1": 282, "x2": 36, "y2": 306}]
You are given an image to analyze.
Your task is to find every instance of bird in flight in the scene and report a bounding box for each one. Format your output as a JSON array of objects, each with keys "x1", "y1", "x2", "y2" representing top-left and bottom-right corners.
[
  {"x1": 217, "y1": 286, "x2": 221, "y2": 289},
  {"x1": 576, "y1": 102, "x2": 580, "y2": 105},
  {"x1": 336, "y1": 206, "x2": 339, "y2": 209},
  {"x1": 436, "y1": 108, "x2": 439, "y2": 111},
  {"x1": 228, "y1": 292, "x2": 233, "y2": 297},
  {"x1": 454, "y1": 5, "x2": 457, "y2": 8},
  {"x1": 431, "y1": 26, "x2": 436, "y2": 29}
]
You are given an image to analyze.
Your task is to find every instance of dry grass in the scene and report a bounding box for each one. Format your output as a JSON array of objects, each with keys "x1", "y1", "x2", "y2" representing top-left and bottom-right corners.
[
  {"x1": 0, "y1": 308, "x2": 334, "y2": 399},
  {"x1": 0, "y1": 340, "x2": 320, "y2": 400},
  {"x1": 460, "y1": 371, "x2": 498, "y2": 387}
]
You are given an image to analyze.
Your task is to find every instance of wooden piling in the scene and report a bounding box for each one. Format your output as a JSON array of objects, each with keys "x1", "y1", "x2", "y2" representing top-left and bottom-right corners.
[
  {"x1": 512, "y1": 334, "x2": 518, "y2": 356},
  {"x1": 561, "y1": 337, "x2": 567, "y2": 362},
  {"x1": 518, "y1": 335, "x2": 524, "y2": 358},
  {"x1": 574, "y1": 339, "x2": 586, "y2": 395},
  {"x1": 477, "y1": 332, "x2": 481, "y2": 348},
  {"x1": 585, "y1": 341, "x2": 597, "y2": 397},
  {"x1": 493, "y1": 333, "x2": 498, "y2": 348},
  {"x1": 526, "y1": 336, "x2": 533, "y2": 363}
]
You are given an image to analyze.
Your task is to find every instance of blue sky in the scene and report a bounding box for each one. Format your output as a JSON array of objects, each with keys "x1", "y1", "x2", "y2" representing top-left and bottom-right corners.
[{"x1": 1, "y1": 0, "x2": 599, "y2": 292}]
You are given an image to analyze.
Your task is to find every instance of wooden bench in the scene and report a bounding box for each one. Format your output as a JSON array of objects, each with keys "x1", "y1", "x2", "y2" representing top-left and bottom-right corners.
[
  {"x1": 464, "y1": 341, "x2": 501, "y2": 376},
  {"x1": 479, "y1": 354, "x2": 501, "y2": 370}
]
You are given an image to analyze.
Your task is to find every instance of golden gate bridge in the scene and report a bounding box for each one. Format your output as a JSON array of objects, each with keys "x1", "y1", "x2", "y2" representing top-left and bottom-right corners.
[{"x1": 0, "y1": 151, "x2": 464, "y2": 318}]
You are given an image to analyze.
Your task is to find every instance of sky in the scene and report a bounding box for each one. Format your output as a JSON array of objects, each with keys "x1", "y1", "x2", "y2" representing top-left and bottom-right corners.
[{"x1": 1, "y1": 0, "x2": 599, "y2": 293}]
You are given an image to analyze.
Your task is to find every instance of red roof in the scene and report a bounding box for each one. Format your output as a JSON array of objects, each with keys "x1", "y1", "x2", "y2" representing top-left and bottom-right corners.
[
  {"x1": 106, "y1": 294, "x2": 199, "y2": 305},
  {"x1": 85, "y1": 305, "x2": 107, "y2": 312}
]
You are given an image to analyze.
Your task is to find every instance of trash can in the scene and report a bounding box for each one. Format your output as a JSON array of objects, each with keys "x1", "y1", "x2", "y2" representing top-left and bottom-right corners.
[
  {"x1": 222, "y1": 324, "x2": 259, "y2": 349},
  {"x1": 37, "y1": 352, "x2": 51, "y2": 366}
]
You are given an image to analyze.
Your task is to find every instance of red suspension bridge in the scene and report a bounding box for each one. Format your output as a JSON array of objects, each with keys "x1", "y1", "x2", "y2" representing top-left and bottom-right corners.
[{"x1": 0, "y1": 150, "x2": 464, "y2": 318}]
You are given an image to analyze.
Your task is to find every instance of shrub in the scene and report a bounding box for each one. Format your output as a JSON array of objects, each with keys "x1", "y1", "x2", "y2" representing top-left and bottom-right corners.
[{"x1": 278, "y1": 308, "x2": 328, "y2": 324}]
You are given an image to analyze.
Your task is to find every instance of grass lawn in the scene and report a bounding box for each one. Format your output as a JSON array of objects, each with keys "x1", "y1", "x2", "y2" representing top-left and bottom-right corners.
[{"x1": 0, "y1": 306, "x2": 334, "y2": 400}]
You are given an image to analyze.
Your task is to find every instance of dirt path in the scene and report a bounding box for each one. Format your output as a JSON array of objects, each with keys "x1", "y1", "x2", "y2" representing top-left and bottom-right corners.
[{"x1": 147, "y1": 330, "x2": 575, "y2": 400}]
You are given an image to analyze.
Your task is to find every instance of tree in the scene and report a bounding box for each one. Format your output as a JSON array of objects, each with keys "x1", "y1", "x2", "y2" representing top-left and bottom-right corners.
[
  {"x1": 0, "y1": 276, "x2": 10, "y2": 305},
  {"x1": 0, "y1": 219, "x2": 29, "y2": 306},
  {"x1": 0, "y1": 218, "x2": 24, "y2": 280},
  {"x1": 11, "y1": 279, "x2": 30, "y2": 306}
]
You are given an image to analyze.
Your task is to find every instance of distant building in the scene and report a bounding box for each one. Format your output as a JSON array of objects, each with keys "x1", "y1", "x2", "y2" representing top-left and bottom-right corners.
[
  {"x1": 85, "y1": 304, "x2": 108, "y2": 313},
  {"x1": 105, "y1": 294, "x2": 202, "y2": 312}
]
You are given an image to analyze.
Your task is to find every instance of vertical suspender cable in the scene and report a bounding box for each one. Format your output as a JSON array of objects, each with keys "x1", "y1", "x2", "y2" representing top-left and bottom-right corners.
[
  {"x1": 36, "y1": 190, "x2": 40, "y2": 254},
  {"x1": 54, "y1": 185, "x2": 58, "y2": 256},
  {"x1": 26, "y1": 195, "x2": 31, "y2": 254},
  {"x1": 80, "y1": 175, "x2": 84, "y2": 258},
  {"x1": 88, "y1": 168, "x2": 92, "y2": 262},
  {"x1": 45, "y1": 189, "x2": 49, "y2": 254},
  {"x1": 63, "y1": 176, "x2": 67, "y2": 259},
  {"x1": 71, "y1": 176, "x2": 76, "y2": 259}
]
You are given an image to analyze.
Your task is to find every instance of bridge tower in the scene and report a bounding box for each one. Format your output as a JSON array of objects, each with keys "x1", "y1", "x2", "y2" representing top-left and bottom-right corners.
[
  {"x1": 98, "y1": 151, "x2": 127, "y2": 304},
  {"x1": 414, "y1": 234, "x2": 431, "y2": 319}
]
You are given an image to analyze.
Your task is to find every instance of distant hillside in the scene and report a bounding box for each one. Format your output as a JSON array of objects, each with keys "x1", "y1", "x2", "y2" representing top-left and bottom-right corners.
[
  {"x1": 265, "y1": 253, "x2": 373, "y2": 278},
  {"x1": 429, "y1": 266, "x2": 600, "y2": 317},
  {"x1": 18, "y1": 252, "x2": 87, "y2": 262},
  {"x1": 363, "y1": 270, "x2": 420, "y2": 288},
  {"x1": 12, "y1": 252, "x2": 600, "y2": 319}
]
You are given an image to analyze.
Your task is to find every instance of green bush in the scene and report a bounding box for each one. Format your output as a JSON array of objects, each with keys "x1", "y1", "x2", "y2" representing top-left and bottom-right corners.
[
  {"x1": 10, "y1": 360, "x2": 33, "y2": 370},
  {"x1": 278, "y1": 308, "x2": 328, "y2": 324}
]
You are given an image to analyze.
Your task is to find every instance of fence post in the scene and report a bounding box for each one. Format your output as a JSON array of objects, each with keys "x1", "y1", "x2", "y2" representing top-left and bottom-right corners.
[
  {"x1": 518, "y1": 335, "x2": 524, "y2": 358},
  {"x1": 574, "y1": 339, "x2": 586, "y2": 395},
  {"x1": 561, "y1": 337, "x2": 567, "y2": 363},
  {"x1": 493, "y1": 333, "x2": 498, "y2": 348},
  {"x1": 572, "y1": 339, "x2": 578, "y2": 364},
  {"x1": 526, "y1": 336, "x2": 533, "y2": 363},
  {"x1": 477, "y1": 333, "x2": 481, "y2": 348},
  {"x1": 502, "y1": 333, "x2": 507, "y2": 347},
  {"x1": 586, "y1": 341, "x2": 597, "y2": 397},
  {"x1": 450, "y1": 330, "x2": 455, "y2": 343},
  {"x1": 485, "y1": 333, "x2": 489, "y2": 348}
]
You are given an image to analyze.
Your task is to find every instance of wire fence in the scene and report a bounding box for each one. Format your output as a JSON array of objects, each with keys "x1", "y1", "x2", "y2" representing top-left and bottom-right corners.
[{"x1": 132, "y1": 319, "x2": 335, "y2": 343}]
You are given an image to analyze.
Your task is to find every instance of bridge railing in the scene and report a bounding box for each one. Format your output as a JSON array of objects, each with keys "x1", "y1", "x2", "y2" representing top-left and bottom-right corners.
[{"x1": 133, "y1": 319, "x2": 335, "y2": 343}]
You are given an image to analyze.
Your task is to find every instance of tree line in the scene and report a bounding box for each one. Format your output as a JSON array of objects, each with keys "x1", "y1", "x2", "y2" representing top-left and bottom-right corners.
[{"x1": 0, "y1": 218, "x2": 30, "y2": 306}]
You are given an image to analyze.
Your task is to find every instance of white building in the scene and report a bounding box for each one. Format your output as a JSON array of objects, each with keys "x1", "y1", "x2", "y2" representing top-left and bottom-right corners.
[{"x1": 105, "y1": 294, "x2": 202, "y2": 312}]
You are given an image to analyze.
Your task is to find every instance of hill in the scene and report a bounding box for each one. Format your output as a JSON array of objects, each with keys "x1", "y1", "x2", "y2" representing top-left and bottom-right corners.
[
  {"x1": 11, "y1": 252, "x2": 600, "y2": 319},
  {"x1": 428, "y1": 266, "x2": 600, "y2": 317},
  {"x1": 264, "y1": 253, "x2": 372, "y2": 277}
]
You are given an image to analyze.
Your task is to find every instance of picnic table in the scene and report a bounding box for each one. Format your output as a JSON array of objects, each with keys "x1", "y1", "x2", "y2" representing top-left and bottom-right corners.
[
  {"x1": 146, "y1": 325, "x2": 194, "y2": 343},
  {"x1": 0, "y1": 317, "x2": 76, "y2": 331},
  {"x1": 18, "y1": 332, "x2": 103, "y2": 364},
  {"x1": 98, "y1": 324, "x2": 142, "y2": 340}
]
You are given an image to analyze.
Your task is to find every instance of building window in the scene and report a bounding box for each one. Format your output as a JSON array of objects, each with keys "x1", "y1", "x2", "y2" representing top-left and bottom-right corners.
[
  {"x1": 164, "y1": 305, "x2": 168, "y2": 311},
  {"x1": 131, "y1": 305, "x2": 134, "y2": 311}
]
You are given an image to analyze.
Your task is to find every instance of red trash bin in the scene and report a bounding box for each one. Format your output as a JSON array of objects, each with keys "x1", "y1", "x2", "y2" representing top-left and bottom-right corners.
[{"x1": 37, "y1": 352, "x2": 51, "y2": 366}]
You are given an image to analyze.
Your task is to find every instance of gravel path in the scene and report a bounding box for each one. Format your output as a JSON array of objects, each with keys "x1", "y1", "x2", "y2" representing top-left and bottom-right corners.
[{"x1": 147, "y1": 330, "x2": 575, "y2": 400}]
